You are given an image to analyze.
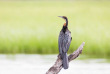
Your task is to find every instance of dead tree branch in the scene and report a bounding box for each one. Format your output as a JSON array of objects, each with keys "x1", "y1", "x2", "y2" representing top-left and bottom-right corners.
[{"x1": 46, "y1": 42, "x2": 85, "y2": 74}]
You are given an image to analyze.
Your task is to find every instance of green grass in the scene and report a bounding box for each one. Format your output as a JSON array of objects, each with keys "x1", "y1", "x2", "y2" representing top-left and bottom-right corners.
[{"x1": 0, "y1": 1, "x2": 110, "y2": 57}]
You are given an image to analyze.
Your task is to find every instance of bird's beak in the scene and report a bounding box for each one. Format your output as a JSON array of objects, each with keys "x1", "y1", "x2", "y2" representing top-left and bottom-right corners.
[{"x1": 58, "y1": 16, "x2": 63, "y2": 18}]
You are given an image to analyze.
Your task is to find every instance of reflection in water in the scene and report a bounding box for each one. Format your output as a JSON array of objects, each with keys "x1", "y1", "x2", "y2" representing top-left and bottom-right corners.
[{"x1": 0, "y1": 54, "x2": 110, "y2": 74}]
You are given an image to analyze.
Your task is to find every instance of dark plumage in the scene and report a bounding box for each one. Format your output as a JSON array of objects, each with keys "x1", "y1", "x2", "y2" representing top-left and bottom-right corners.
[{"x1": 58, "y1": 16, "x2": 72, "y2": 69}]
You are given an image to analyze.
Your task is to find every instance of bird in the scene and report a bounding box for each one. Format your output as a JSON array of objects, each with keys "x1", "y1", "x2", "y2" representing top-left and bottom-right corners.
[{"x1": 58, "y1": 16, "x2": 72, "y2": 69}]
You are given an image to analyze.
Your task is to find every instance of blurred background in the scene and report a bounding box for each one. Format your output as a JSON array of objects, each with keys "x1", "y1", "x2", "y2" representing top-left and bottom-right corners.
[{"x1": 0, "y1": 0, "x2": 110, "y2": 74}]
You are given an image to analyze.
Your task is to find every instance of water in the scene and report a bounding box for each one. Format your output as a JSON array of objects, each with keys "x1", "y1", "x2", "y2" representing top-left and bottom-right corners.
[{"x1": 0, "y1": 54, "x2": 110, "y2": 74}]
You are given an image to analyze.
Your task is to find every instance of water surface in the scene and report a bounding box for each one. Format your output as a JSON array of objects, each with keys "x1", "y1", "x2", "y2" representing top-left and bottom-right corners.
[{"x1": 0, "y1": 54, "x2": 110, "y2": 74}]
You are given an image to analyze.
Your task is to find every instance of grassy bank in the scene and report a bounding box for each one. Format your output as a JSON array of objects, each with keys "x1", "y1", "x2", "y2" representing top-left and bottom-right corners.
[{"x1": 0, "y1": 1, "x2": 110, "y2": 57}]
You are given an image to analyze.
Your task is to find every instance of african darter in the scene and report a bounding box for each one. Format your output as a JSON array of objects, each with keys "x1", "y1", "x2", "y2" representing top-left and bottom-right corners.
[{"x1": 58, "y1": 16, "x2": 72, "y2": 69}]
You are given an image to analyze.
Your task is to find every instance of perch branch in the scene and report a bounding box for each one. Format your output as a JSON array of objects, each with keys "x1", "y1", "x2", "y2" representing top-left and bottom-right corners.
[{"x1": 46, "y1": 42, "x2": 85, "y2": 74}]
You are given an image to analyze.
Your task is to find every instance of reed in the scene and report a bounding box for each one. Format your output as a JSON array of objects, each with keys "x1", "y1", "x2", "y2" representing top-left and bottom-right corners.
[{"x1": 0, "y1": 1, "x2": 110, "y2": 57}]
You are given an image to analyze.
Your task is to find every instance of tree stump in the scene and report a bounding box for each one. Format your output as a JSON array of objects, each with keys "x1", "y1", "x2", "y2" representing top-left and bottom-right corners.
[{"x1": 46, "y1": 42, "x2": 85, "y2": 74}]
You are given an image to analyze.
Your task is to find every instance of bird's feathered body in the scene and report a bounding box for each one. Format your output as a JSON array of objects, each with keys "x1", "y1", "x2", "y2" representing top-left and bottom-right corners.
[
  {"x1": 59, "y1": 29, "x2": 71, "y2": 55},
  {"x1": 58, "y1": 16, "x2": 72, "y2": 69}
]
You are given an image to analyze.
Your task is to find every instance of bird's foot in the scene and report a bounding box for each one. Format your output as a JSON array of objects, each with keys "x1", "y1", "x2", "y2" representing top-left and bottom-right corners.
[{"x1": 58, "y1": 54, "x2": 62, "y2": 59}]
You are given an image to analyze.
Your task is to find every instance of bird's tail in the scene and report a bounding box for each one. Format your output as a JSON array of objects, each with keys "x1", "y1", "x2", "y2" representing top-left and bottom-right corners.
[{"x1": 62, "y1": 52, "x2": 69, "y2": 69}]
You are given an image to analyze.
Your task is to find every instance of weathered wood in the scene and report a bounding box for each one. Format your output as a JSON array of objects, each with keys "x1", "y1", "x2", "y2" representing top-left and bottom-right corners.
[{"x1": 46, "y1": 42, "x2": 85, "y2": 74}]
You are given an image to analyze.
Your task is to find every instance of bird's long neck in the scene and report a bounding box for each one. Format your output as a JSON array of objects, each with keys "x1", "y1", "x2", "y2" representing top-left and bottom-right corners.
[{"x1": 62, "y1": 18, "x2": 68, "y2": 33}]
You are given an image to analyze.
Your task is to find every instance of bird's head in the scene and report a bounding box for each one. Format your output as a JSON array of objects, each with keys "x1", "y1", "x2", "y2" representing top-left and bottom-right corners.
[
  {"x1": 58, "y1": 16, "x2": 67, "y2": 21},
  {"x1": 58, "y1": 16, "x2": 68, "y2": 27}
]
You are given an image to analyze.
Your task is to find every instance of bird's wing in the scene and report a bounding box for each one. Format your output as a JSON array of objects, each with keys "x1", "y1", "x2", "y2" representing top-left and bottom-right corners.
[
  {"x1": 63, "y1": 31, "x2": 71, "y2": 52},
  {"x1": 58, "y1": 31, "x2": 64, "y2": 54},
  {"x1": 59, "y1": 30, "x2": 72, "y2": 53}
]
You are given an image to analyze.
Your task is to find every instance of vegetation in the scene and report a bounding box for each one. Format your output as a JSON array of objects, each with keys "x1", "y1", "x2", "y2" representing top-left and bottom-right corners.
[{"x1": 0, "y1": 1, "x2": 110, "y2": 57}]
